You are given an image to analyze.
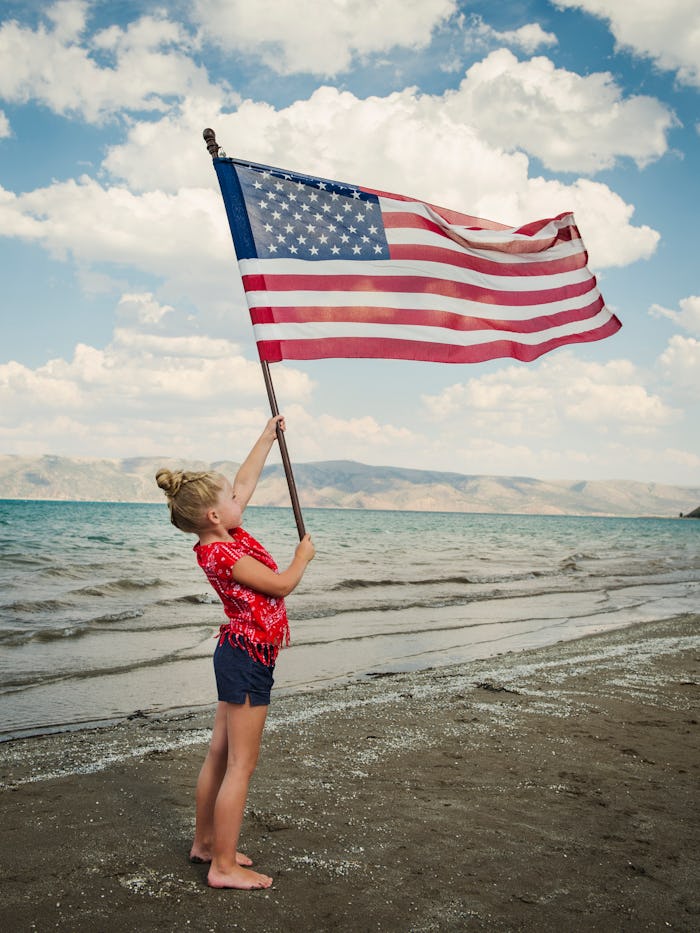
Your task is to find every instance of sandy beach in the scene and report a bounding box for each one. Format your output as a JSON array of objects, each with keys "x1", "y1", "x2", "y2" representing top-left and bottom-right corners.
[{"x1": 1, "y1": 614, "x2": 698, "y2": 932}]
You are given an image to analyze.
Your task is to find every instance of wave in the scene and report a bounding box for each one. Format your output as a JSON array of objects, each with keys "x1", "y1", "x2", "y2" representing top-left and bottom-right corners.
[
  {"x1": 75, "y1": 578, "x2": 166, "y2": 597},
  {"x1": 330, "y1": 570, "x2": 557, "y2": 591},
  {"x1": 0, "y1": 609, "x2": 147, "y2": 646},
  {"x1": 1, "y1": 578, "x2": 165, "y2": 613},
  {"x1": 2, "y1": 597, "x2": 71, "y2": 614},
  {"x1": 158, "y1": 593, "x2": 217, "y2": 606}
]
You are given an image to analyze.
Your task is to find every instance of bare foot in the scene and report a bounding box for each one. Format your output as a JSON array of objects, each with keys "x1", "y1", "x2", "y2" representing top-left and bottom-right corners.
[
  {"x1": 207, "y1": 864, "x2": 273, "y2": 890},
  {"x1": 190, "y1": 848, "x2": 253, "y2": 867}
]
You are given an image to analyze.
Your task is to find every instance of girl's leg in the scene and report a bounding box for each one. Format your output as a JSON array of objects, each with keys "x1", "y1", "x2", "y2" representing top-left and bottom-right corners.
[
  {"x1": 207, "y1": 698, "x2": 272, "y2": 890},
  {"x1": 190, "y1": 701, "x2": 253, "y2": 866}
]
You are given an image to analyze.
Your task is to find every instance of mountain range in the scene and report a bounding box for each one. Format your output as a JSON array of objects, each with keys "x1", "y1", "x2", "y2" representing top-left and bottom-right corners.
[{"x1": 1, "y1": 454, "x2": 698, "y2": 518}]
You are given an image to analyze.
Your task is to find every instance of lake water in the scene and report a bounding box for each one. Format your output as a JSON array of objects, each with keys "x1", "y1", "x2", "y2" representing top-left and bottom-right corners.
[{"x1": 1, "y1": 499, "x2": 698, "y2": 740}]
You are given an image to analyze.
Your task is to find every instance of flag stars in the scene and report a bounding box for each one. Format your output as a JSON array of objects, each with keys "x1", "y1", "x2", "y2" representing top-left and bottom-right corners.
[{"x1": 240, "y1": 165, "x2": 389, "y2": 261}]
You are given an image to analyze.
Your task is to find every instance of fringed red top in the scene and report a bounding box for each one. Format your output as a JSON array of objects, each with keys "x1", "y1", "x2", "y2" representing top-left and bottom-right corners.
[{"x1": 194, "y1": 527, "x2": 289, "y2": 666}]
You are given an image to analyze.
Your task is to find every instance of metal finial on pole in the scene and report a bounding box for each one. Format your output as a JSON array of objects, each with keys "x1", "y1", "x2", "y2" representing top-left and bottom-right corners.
[{"x1": 203, "y1": 128, "x2": 220, "y2": 158}]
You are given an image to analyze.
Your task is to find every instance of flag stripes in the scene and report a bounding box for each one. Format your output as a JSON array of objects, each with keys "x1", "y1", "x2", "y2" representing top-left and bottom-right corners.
[{"x1": 212, "y1": 157, "x2": 621, "y2": 364}]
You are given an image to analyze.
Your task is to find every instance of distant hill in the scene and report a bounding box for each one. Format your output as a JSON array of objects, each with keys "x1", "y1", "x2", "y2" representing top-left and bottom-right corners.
[{"x1": 1, "y1": 454, "x2": 698, "y2": 518}]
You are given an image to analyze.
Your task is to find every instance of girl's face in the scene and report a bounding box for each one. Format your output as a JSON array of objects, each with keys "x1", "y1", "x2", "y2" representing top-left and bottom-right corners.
[{"x1": 212, "y1": 479, "x2": 242, "y2": 530}]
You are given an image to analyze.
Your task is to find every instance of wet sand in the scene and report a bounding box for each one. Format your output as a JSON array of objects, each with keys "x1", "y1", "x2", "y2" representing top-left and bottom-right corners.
[{"x1": 1, "y1": 614, "x2": 698, "y2": 932}]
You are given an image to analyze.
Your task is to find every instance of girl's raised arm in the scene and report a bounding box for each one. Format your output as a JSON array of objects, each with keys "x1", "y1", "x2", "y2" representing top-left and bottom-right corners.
[{"x1": 232, "y1": 416, "x2": 284, "y2": 512}]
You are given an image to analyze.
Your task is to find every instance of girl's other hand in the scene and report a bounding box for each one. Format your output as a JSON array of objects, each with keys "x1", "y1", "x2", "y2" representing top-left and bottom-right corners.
[
  {"x1": 264, "y1": 415, "x2": 285, "y2": 439},
  {"x1": 296, "y1": 533, "x2": 315, "y2": 563}
]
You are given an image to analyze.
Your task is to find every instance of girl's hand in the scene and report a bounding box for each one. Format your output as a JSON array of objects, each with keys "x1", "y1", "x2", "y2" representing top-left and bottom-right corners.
[
  {"x1": 295, "y1": 533, "x2": 315, "y2": 563},
  {"x1": 264, "y1": 415, "x2": 285, "y2": 440}
]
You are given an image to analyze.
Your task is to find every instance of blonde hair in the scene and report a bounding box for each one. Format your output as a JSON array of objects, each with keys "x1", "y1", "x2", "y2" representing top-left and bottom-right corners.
[{"x1": 155, "y1": 469, "x2": 224, "y2": 533}]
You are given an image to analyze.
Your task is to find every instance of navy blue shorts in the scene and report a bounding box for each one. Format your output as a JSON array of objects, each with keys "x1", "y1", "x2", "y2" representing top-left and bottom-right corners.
[{"x1": 213, "y1": 638, "x2": 275, "y2": 706}]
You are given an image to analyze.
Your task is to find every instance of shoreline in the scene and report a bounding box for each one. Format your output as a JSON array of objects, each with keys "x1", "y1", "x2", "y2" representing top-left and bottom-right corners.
[
  {"x1": 1, "y1": 614, "x2": 698, "y2": 931},
  {"x1": 1, "y1": 605, "x2": 689, "y2": 747}
]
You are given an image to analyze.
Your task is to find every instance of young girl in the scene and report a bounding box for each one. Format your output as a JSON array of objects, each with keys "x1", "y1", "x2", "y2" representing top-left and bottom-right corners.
[{"x1": 155, "y1": 415, "x2": 315, "y2": 890}]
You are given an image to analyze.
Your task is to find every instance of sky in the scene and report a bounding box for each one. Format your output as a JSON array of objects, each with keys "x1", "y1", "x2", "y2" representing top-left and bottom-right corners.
[{"x1": 0, "y1": 0, "x2": 698, "y2": 487}]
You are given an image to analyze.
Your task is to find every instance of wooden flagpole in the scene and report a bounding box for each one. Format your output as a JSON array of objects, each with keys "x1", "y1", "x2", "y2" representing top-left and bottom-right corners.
[{"x1": 203, "y1": 128, "x2": 306, "y2": 540}]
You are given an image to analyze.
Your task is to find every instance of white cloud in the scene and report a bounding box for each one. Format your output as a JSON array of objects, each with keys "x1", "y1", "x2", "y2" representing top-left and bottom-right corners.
[
  {"x1": 0, "y1": 177, "x2": 242, "y2": 316},
  {"x1": 190, "y1": 0, "x2": 456, "y2": 75},
  {"x1": 0, "y1": 1, "x2": 227, "y2": 123},
  {"x1": 45, "y1": 0, "x2": 87, "y2": 41},
  {"x1": 650, "y1": 295, "x2": 700, "y2": 336},
  {"x1": 659, "y1": 335, "x2": 700, "y2": 394},
  {"x1": 465, "y1": 16, "x2": 557, "y2": 54},
  {"x1": 421, "y1": 353, "x2": 678, "y2": 439},
  {"x1": 553, "y1": 0, "x2": 700, "y2": 87},
  {"x1": 0, "y1": 293, "x2": 314, "y2": 458},
  {"x1": 99, "y1": 84, "x2": 660, "y2": 271},
  {"x1": 444, "y1": 49, "x2": 676, "y2": 173},
  {"x1": 116, "y1": 293, "x2": 174, "y2": 326},
  {"x1": 271, "y1": 407, "x2": 416, "y2": 464},
  {"x1": 0, "y1": 109, "x2": 10, "y2": 137}
]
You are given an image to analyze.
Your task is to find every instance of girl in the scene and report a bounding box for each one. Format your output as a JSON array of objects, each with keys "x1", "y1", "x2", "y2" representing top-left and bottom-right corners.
[{"x1": 155, "y1": 415, "x2": 315, "y2": 890}]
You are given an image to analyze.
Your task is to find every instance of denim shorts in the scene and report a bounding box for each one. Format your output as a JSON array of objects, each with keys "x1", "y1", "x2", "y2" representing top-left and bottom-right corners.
[{"x1": 213, "y1": 638, "x2": 275, "y2": 706}]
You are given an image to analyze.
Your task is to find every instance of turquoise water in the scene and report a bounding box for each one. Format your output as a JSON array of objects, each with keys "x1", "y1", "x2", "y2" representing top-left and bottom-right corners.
[{"x1": 1, "y1": 500, "x2": 698, "y2": 740}]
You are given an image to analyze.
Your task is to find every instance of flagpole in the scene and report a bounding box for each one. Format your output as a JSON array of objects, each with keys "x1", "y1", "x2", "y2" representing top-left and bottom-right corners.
[
  {"x1": 203, "y1": 128, "x2": 306, "y2": 540},
  {"x1": 260, "y1": 361, "x2": 306, "y2": 540}
]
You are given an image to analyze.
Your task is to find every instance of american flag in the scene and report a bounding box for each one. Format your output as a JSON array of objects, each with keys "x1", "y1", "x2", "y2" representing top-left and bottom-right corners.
[{"x1": 213, "y1": 156, "x2": 621, "y2": 364}]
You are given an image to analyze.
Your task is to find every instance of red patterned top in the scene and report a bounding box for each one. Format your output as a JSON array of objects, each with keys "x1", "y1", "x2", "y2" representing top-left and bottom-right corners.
[{"x1": 194, "y1": 527, "x2": 289, "y2": 665}]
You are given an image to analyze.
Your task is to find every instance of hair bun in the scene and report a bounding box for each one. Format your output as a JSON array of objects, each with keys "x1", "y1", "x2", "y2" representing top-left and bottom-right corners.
[{"x1": 155, "y1": 468, "x2": 184, "y2": 498}]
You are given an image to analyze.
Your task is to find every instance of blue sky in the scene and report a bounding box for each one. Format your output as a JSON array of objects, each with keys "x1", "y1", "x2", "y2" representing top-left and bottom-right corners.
[{"x1": 1, "y1": 0, "x2": 698, "y2": 486}]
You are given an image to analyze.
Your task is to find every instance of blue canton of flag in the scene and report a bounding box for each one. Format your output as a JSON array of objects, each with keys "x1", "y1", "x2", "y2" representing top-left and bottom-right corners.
[{"x1": 235, "y1": 164, "x2": 390, "y2": 261}]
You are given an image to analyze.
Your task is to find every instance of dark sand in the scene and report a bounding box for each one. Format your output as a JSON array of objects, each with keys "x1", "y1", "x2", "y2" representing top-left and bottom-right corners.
[{"x1": 1, "y1": 615, "x2": 698, "y2": 932}]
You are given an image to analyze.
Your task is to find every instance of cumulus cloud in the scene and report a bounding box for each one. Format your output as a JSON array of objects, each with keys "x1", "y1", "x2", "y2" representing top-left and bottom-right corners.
[
  {"x1": 0, "y1": 109, "x2": 9, "y2": 137},
  {"x1": 0, "y1": 290, "x2": 420, "y2": 465},
  {"x1": 465, "y1": 15, "x2": 557, "y2": 54},
  {"x1": 553, "y1": 0, "x2": 700, "y2": 87},
  {"x1": 659, "y1": 335, "x2": 700, "y2": 394},
  {"x1": 444, "y1": 49, "x2": 676, "y2": 173},
  {"x1": 189, "y1": 0, "x2": 456, "y2": 76},
  {"x1": 0, "y1": 0, "x2": 227, "y2": 123},
  {"x1": 650, "y1": 295, "x2": 700, "y2": 336},
  {"x1": 0, "y1": 177, "x2": 245, "y2": 320},
  {"x1": 100, "y1": 84, "x2": 659, "y2": 271},
  {"x1": 0, "y1": 293, "x2": 314, "y2": 458},
  {"x1": 421, "y1": 353, "x2": 678, "y2": 439}
]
